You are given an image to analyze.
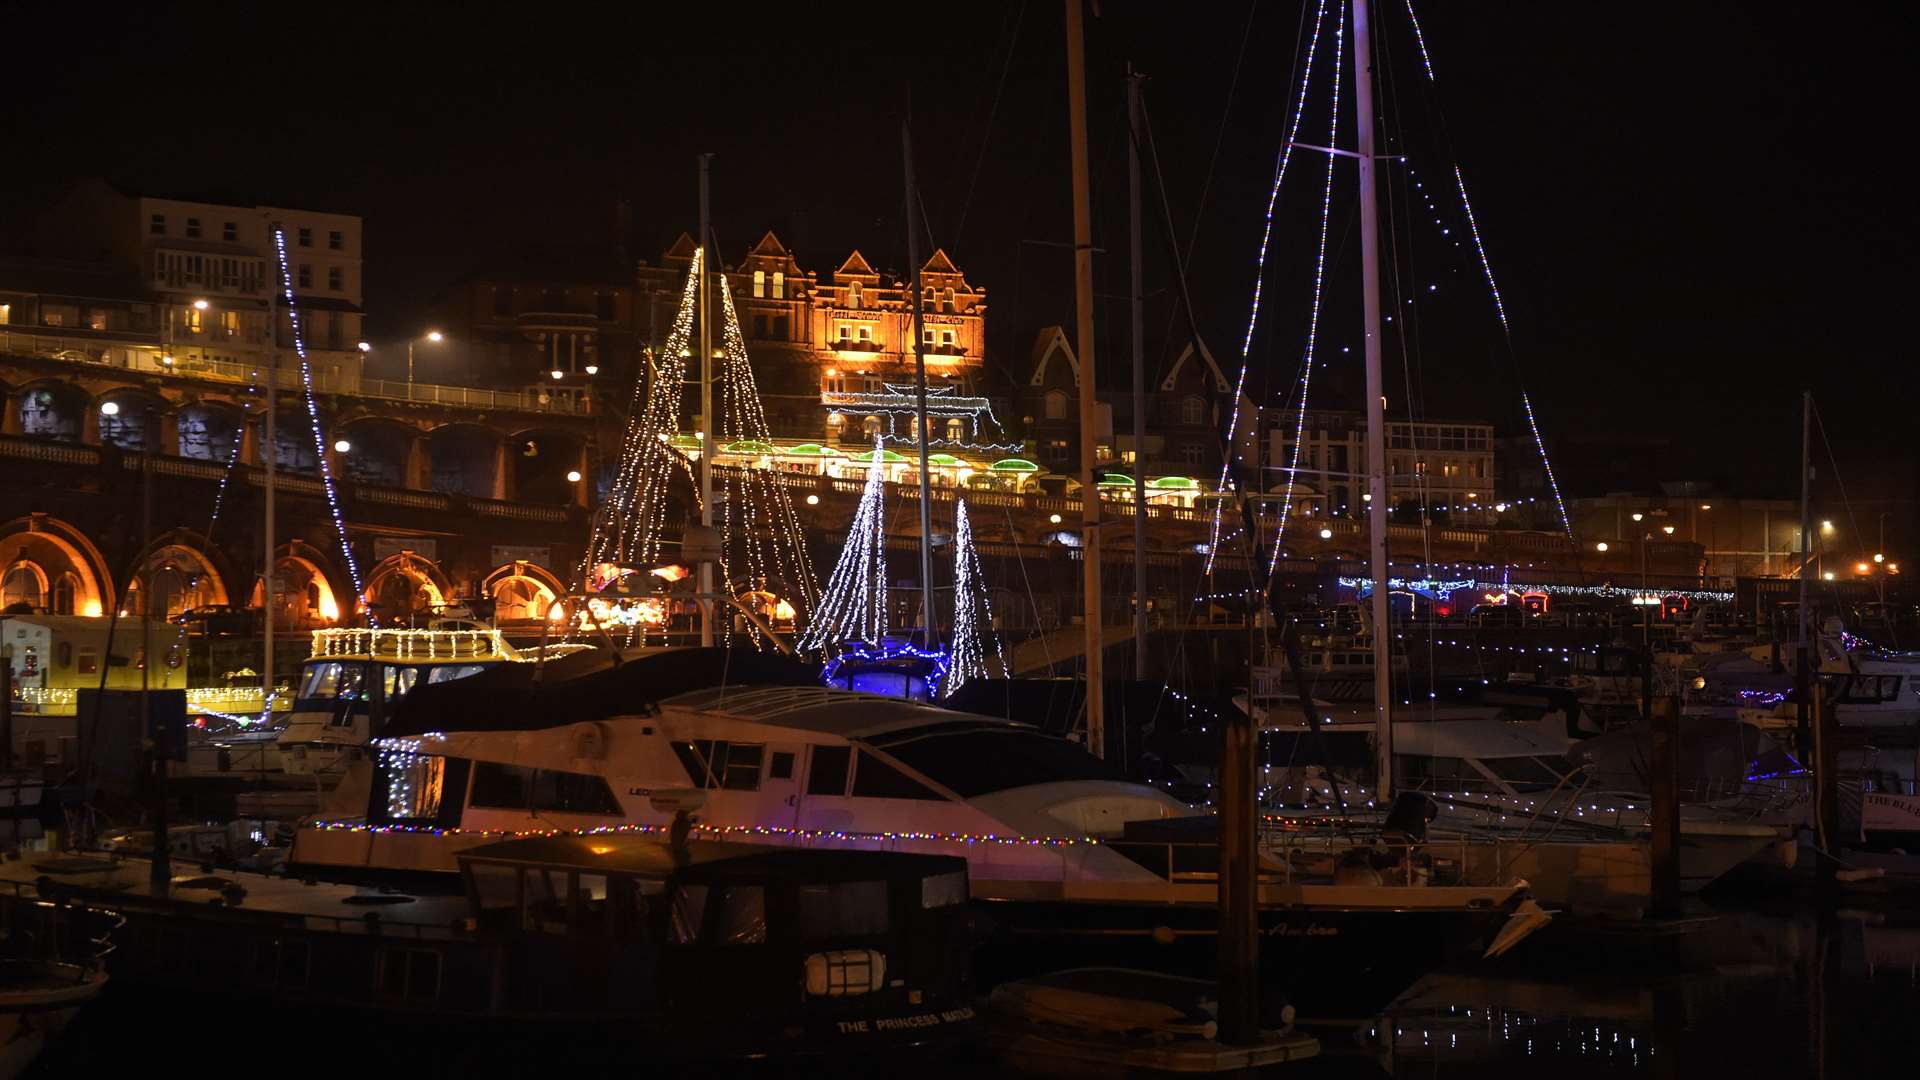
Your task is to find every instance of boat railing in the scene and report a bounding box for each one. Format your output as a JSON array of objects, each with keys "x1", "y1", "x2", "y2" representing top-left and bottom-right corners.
[{"x1": 6, "y1": 866, "x2": 464, "y2": 939}]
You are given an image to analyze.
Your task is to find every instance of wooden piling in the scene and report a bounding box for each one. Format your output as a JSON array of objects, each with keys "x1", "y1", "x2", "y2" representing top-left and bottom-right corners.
[{"x1": 1649, "y1": 695, "x2": 1681, "y2": 916}]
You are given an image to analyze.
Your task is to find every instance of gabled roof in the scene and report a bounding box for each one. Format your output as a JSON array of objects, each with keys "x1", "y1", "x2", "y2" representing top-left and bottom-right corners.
[
  {"x1": 1159, "y1": 338, "x2": 1230, "y2": 393},
  {"x1": 834, "y1": 250, "x2": 878, "y2": 278},
  {"x1": 662, "y1": 231, "x2": 698, "y2": 261},
  {"x1": 747, "y1": 230, "x2": 790, "y2": 259},
  {"x1": 1027, "y1": 325, "x2": 1078, "y2": 386},
  {"x1": 920, "y1": 247, "x2": 961, "y2": 277}
]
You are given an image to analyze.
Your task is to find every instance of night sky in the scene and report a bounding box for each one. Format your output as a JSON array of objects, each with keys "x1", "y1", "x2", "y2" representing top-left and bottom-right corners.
[{"x1": 4, "y1": 3, "x2": 1911, "y2": 515}]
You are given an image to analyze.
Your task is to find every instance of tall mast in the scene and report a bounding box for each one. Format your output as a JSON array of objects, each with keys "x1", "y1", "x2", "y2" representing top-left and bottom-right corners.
[
  {"x1": 1353, "y1": 0, "x2": 1393, "y2": 797},
  {"x1": 1064, "y1": 0, "x2": 1105, "y2": 756},
  {"x1": 1127, "y1": 68, "x2": 1149, "y2": 679},
  {"x1": 1796, "y1": 389, "x2": 1812, "y2": 735},
  {"x1": 904, "y1": 117, "x2": 937, "y2": 647},
  {"x1": 263, "y1": 221, "x2": 277, "y2": 694},
  {"x1": 698, "y1": 155, "x2": 715, "y2": 648}
]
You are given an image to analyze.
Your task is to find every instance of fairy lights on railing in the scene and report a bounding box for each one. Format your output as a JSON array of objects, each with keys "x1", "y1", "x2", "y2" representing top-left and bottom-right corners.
[
  {"x1": 308, "y1": 817, "x2": 1100, "y2": 849},
  {"x1": 270, "y1": 227, "x2": 366, "y2": 609},
  {"x1": 1206, "y1": 0, "x2": 1333, "y2": 574}
]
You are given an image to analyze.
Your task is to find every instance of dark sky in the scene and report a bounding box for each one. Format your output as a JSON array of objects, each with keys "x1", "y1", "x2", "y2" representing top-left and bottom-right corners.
[{"x1": 4, "y1": 2, "x2": 1912, "y2": 506}]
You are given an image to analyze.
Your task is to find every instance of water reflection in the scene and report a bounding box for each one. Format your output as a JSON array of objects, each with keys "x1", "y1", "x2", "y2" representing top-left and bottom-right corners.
[{"x1": 1359, "y1": 903, "x2": 1920, "y2": 1078}]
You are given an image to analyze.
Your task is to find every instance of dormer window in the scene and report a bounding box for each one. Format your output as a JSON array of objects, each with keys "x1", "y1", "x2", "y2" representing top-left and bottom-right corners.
[
  {"x1": 942, "y1": 288, "x2": 955, "y2": 313},
  {"x1": 772, "y1": 271, "x2": 785, "y2": 298},
  {"x1": 849, "y1": 282, "x2": 862, "y2": 310},
  {"x1": 753, "y1": 270, "x2": 765, "y2": 297}
]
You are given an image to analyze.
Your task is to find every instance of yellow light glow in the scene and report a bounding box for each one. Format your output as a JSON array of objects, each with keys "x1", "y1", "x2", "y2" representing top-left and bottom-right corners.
[
  {"x1": 1596, "y1": 542, "x2": 1609, "y2": 552},
  {"x1": 566, "y1": 470, "x2": 583, "y2": 483},
  {"x1": 427, "y1": 330, "x2": 444, "y2": 343},
  {"x1": 1873, "y1": 552, "x2": 1885, "y2": 563},
  {"x1": 1662, "y1": 525, "x2": 1675, "y2": 535},
  {"x1": 547, "y1": 602, "x2": 568, "y2": 622},
  {"x1": 1822, "y1": 571, "x2": 1835, "y2": 581},
  {"x1": 318, "y1": 594, "x2": 341, "y2": 622},
  {"x1": 82, "y1": 599, "x2": 103, "y2": 617},
  {"x1": 806, "y1": 494, "x2": 819, "y2": 505},
  {"x1": 1631, "y1": 513, "x2": 1644, "y2": 522},
  {"x1": 588, "y1": 844, "x2": 616, "y2": 856},
  {"x1": 192, "y1": 299, "x2": 210, "y2": 311},
  {"x1": 773, "y1": 599, "x2": 796, "y2": 622},
  {"x1": 1319, "y1": 528, "x2": 1333, "y2": 540},
  {"x1": 1856, "y1": 562, "x2": 1870, "y2": 574},
  {"x1": 1821, "y1": 520, "x2": 1834, "y2": 533}
]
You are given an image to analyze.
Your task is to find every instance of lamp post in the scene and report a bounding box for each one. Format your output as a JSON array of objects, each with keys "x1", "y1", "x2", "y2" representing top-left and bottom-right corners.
[{"x1": 407, "y1": 330, "x2": 444, "y2": 396}]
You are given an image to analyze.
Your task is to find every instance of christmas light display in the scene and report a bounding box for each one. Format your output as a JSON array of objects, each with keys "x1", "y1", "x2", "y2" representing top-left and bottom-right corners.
[
  {"x1": 798, "y1": 435, "x2": 889, "y2": 652},
  {"x1": 714, "y1": 274, "x2": 818, "y2": 643},
  {"x1": 821, "y1": 639, "x2": 952, "y2": 695},
  {"x1": 312, "y1": 814, "x2": 1098, "y2": 849},
  {"x1": 579, "y1": 249, "x2": 706, "y2": 643},
  {"x1": 1404, "y1": 0, "x2": 1437, "y2": 81},
  {"x1": 1269, "y1": 2, "x2": 1347, "y2": 579},
  {"x1": 270, "y1": 228, "x2": 366, "y2": 609},
  {"x1": 1207, "y1": 0, "x2": 1333, "y2": 574},
  {"x1": 943, "y1": 498, "x2": 1003, "y2": 697}
]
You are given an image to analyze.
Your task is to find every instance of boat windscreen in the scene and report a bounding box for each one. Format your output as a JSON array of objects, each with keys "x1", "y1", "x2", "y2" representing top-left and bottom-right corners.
[{"x1": 871, "y1": 727, "x2": 1127, "y2": 797}]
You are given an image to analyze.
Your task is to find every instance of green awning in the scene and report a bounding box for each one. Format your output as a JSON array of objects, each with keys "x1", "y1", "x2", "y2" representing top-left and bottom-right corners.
[
  {"x1": 989, "y1": 458, "x2": 1040, "y2": 473},
  {"x1": 927, "y1": 453, "x2": 970, "y2": 467},
  {"x1": 852, "y1": 448, "x2": 908, "y2": 463},
  {"x1": 787, "y1": 443, "x2": 828, "y2": 455},
  {"x1": 1149, "y1": 475, "x2": 1199, "y2": 490},
  {"x1": 725, "y1": 439, "x2": 775, "y2": 453},
  {"x1": 1098, "y1": 473, "x2": 1134, "y2": 487}
]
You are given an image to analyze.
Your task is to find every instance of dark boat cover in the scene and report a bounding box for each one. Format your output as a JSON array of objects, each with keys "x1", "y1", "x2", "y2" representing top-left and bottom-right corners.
[{"x1": 381, "y1": 646, "x2": 821, "y2": 737}]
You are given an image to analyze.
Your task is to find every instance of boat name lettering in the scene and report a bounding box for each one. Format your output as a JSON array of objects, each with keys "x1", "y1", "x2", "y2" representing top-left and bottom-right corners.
[
  {"x1": 836, "y1": 1007, "x2": 972, "y2": 1034},
  {"x1": 1264, "y1": 924, "x2": 1338, "y2": 937}
]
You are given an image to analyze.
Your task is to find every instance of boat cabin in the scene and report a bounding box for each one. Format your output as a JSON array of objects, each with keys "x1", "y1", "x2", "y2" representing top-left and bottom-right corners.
[
  {"x1": 277, "y1": 625, "x2": 517, "y2": 776},
  {"x1": 457, "y1": 834, "x2": 978, "y2": 1044}
]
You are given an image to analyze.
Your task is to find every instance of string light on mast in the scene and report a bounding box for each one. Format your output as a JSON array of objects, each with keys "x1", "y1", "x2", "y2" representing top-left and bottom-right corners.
[
  {"x1": 798, "y1": 435, "x2": 889, "y2": 652},
  {"x1": 943, "y1": 497, "x2": 1003, "y2": 697},
  {"x1": 270, "y1": 227, "x2": 365, "y2": 612},
  {"x1": 1206, "y1": 0, "x2": 1333, "y2": 574}
]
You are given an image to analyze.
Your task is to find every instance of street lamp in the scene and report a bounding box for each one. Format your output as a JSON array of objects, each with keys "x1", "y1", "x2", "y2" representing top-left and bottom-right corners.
[
  {"x1": 333, "y1": 439, "x2": 352, "y2": 453},
  {"x1": 565, "y1": 470, "x2": 583, "y2": 483},
  {"x1": 408, "y1": 330, "x2": 445, "y2": 392}
]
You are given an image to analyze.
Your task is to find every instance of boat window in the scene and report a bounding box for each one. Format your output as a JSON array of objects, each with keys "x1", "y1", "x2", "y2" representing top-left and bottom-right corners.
[
  {"x1": 469, "y1": 863, "x2": 519, "y2": 910},
  {"x1": 382, "y1": 665, "x2": 421, "y2": 701},
  {"x1": 532, "y1": 768, "x2": 622, "y2": 814},
  {"x1": 851, "y1": 751, "x2": 942, "y2": 800},
  {"x1": 427, "y1": 663, "x2": 490, "y2": 684},
  {"x1": 797, "y1": 880, "x2": 889, "y2": 937},
  {"x1": 769, "y1": 751, "x2": 795, "y2": 780},
  {"x1": 712, "y1": 886, "x2": 767, "y2": 945},
  {"x1": 299, "y1": 661, "x2": 368, "y2": 701},
  {"x1": 921, "y1": 870, "x2": 968, "y2": 909},
  {"x1": 1480, "y1": 755, "x2": 1569, "y2": 788},
  {"x1": 380, "y1": 750, "x2": 448, "y2": 820},
  {"x1": 470, "y1": 761, "x2": 531, "y2": 808},
  {"x1": 806, "y1": 745, "x2": 852, "y2": 796},
  {"x1": 670, "y1": 884, "x2": 708, "y2": 944},
  {"x1": 871, "y1": 728, "x2": 1126, "y2": 798},
  {"x1": 670, "y1": 739, "x2": 767, "y2": 791}
]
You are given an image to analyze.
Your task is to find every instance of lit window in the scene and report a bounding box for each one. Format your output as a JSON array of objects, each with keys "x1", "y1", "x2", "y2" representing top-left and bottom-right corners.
[
  {"x1": 939, "y1": 329, "x2": 955, "y2": 348},
  {"x1": 752, "y1": 270, "x2": 765, "y2": 297},
  {"x1": 772, "y1": 271, "x2": 784, "y2": 298},
  {"x1": 183, "y1": 306, "x2": 203, "y2": 333},
  {"x1": 941, "y1": 288, "x2": 955, "y2": 312},
  {"x1": 849, "y1": 282, "x2": 862, "y2": 309}
]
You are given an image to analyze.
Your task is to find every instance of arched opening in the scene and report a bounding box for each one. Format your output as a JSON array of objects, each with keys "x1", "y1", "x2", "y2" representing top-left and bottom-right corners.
[
  {"x1": 510, "y1": 430, "x2": 582, "y2": 505},
  {"x1": 124, "y1": 542, "x2": 229, "y2": 618},
  {"x1": 734, "y1": 588, "x2": 798, "y2": 633},
  {"x1": 427, "y1": 425, "x2": 499, "y2": 497},
  {"x1": 1, "y1": 562, "x2": 46, "y2": 610},
  {"x1": 339, "y1": 419, "x2": 413, "y2": 488},
  {"x1": 248, "y1": 553, "x2": 342, "y2": 630},
  {"x1": 944, "y1": 417, "x2": 965, "y2": 442},
  {"x1": 0, "y1": 516, "x2": 112, "y2": 616},
  {"x1": 17, "y1": 383, "x2": 86, "y2": 440},
  {"x1": 362, "y1": 553, "x2": 450, "y2": 623},
  {"x1": 177, "y1": 403, "x2": 245, "y2": 462},
  {"x1": 256, "y1": 411, "x2": 320, "y2": 472},
  {"x1": 98, "y1": 391, "x2": 167, "y2": 452}
]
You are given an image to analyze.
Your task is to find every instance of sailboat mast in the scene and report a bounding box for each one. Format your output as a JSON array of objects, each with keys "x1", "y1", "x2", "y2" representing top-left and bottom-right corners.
[
  {"x1": 1352, "y1": 0, "x2": 1394, "y2": 797},
  {"x1": 698, "y1": 155, "x2": 716, "y2": 648},
  {"x1": 904, "y1": 118, "x2": 937, "y2": 648},
  {"x1": 1127, "y1": 67, "x2": 1149, "y2": 680},
  {"x1": 262, "y1": 220, "x2": 276, "y2": 696},
  {"x1": 1796, "y1": 389, "x2": 1812, "y2": 727},
  {"x1": 1064, "y1": 0, "x2": 1105, "y2": 756}
]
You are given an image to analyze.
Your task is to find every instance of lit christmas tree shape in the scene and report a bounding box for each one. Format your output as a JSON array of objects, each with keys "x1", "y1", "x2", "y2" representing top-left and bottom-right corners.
[
  {"x1": 943, "y1": 497, "x2": 1004, "y2": 697},
  {"x1": 798, "y1": 435, "x2": 888, "y2": 653}
]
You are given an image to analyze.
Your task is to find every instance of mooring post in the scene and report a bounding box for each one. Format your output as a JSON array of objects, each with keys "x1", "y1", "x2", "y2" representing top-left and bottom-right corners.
[
  {"x1": 1649, "y1": 694, "x2": 1681, "y2": 917},
  {"x1": 1217, "y1": 685, "x2": 1259, "y2": 1043}
]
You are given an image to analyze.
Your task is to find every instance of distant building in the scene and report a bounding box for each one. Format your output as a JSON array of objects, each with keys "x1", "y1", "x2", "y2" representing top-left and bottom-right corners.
[
  {"x1": 431, "y1": 245, "x2": 635, "y2": 411},
  {"x1": 1268, "y1": 409, "x2": 1497, "y2": 521},
  {"x1": 1019, "y1": 327, "x2": 1230, "y2": 482},
  {"x1": 634, "y1": 232, "x2": 1007, "y2": 451}
]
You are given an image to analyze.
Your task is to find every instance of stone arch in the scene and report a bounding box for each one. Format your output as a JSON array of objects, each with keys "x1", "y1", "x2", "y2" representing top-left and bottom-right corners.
[
  {"x1": 248, "y1": 542, "x2": 348, "y2": 630},
  {"x1": 96, "y1": 387, "x2": 172, "y2": 453},
  {"x1": 176, "y1": 399, "x2": 247, "y2": 463},
  {"x1": 481, "y1": 562, "x2": 566, "y2": 623},
  {"x1": 427, "y1": 423, "x2": 501, "y2": 497},
  {"x1": 122, "y1": 533, "x2": 231, "y2": 618},
  {"x1": 507, "y1": 427, "x2": 583, "y2": 505},
  {"x1": 15, "y1": 380, "x2": 88, "y2": 441},
  {"x1": 256, "y1": 409, "x2": 323, "y2": 473},
  {"x1": 337, "y1": 417, "x2": 416, "y2": 488},
  {"x1": 362, "y1": 551, "x2": 451, "y2": 623},
  {"x1": 0, "y1": 514, "x2": 114, "y2": 616}
]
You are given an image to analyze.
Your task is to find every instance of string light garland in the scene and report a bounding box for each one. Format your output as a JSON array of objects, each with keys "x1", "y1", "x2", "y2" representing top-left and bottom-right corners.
[
  {"x1": 943, "y1": 498, "x2": 1003, "y2": 697},
  {"x1": 580, "y1": 249, "x2": 705, "y2": 645},
  {"x1": 715, "y1": 273, "x2": 818, "y2": 644},
  {"x1": 821, "y1": 640, "x2": 953, "y2": 696},
  {"x1": 270, "y1": 227, "x2": 366, "y2": 611},
  {"x1": 308, "y1": 817, "x2": 1098, "y2": 849},
  {"x1": 1270, "y1": 2, "x2": 1347, "y2": 580},
  {"x1": 1403, "y1": 0, "x2": 1437, "y2": 82},
  {"x1": 1207, "y1": 0, "x2": 1333, "y2": 574},
  {"x1": 798, "y1": 435, "x2": 889, "y2": 652}
]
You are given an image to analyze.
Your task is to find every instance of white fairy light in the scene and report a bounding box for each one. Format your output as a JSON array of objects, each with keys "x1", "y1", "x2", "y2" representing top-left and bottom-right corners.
[
  {"x1": 799, "y1": 434, "x2": 889, "y2": 652},
  {"x1": 943, "y1": 498, "x2": 1003, "y2": 697}
]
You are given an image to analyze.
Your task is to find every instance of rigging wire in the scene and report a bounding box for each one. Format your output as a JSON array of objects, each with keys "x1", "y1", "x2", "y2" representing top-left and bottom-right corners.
[{"x1": 951, "y1": 0, "x2": 1027, "y2": 252}]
